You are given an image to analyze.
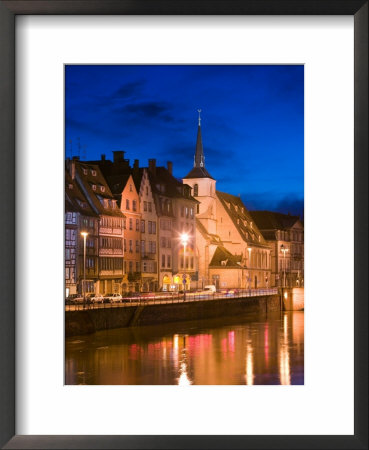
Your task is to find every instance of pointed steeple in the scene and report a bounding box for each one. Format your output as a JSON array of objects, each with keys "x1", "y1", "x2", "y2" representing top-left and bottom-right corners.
[
  {"x1": 184, "y1": 110, "x2": 214, "y2": 179},
  {"x1": 194, "y1": 110, "x2": 205, "y2": 168}
]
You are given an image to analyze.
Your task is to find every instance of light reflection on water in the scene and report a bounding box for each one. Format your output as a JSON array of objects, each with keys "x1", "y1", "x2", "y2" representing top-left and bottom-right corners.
[{"x1": 65, "y1": 311, "x2": 304, "y2": 385}]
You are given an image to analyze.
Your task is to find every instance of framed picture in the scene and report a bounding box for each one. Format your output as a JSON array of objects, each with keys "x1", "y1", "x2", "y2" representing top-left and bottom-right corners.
[{"x1": 0, "y1": 1, "x2": 367, "y2": 449}]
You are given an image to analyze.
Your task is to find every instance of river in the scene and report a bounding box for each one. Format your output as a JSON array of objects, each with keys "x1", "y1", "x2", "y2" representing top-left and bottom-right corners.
[{"x1": 65, "y1": 311, "x2": 304, "y2": 385}]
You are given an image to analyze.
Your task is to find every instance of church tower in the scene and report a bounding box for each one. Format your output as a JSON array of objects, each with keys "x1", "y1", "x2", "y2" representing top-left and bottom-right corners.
[{"x1": 183, "y1": 111, "x2": 217, "y2": 234}]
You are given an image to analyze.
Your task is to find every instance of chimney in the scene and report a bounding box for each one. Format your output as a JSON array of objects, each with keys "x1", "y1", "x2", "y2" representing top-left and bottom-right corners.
[
  {"x1": 113, "y1": 150, "x2": 125, "y2": 163},
  {"x1": 101, "y1": 154, "x2": 106, "y2": 161},
  {"x1": 167, "y1": 161, "x2": 173, "y2": 175},
  {"x1": 133, "y1": 159, "x2": 139, "y2": 170},
  {"x1": 148, "y1": 159, "x2": 156, "y2": 176}
]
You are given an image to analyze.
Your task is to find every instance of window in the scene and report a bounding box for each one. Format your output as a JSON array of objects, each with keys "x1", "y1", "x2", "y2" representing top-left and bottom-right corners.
[
  {"x1": 129, "y1": 240, "x2": 133, "y2": 252},
  {"x1": 92, "y1": 184, "x2": 96, "y2": 191},
  {"x1": 123, "y1": 219, "x2": 126, "y2": 229},
  {"x1": 129, "y1": 218, "x2": 133, "y2": 230},
  {"x1": 129, "y1": 261, "x2": 133, "y2": 273},
  {"x1": 144, "y1": 201, "x2": 147, "y2": 211},
  {"x1": 124, "y1": 239, "x2": 127, "y2": 252},
  {"x1": 190, "y1": 257, "x2": 194, "y2": 269},
  {"x1": 65, "y1": 249, "x2": 71, "y2": 260},
  {"x1": 141, "y1": 220, "x2": 145, "y2": 233},
  {"x1": 136, "y1": 262, "x2": 140, "y2": 272},
  {"x1": 134, "y1": 219, "x2": 139, "y2": 231},
  {"x1": 141, "y1": 240, "x2": 145, "y2": 255},
  {"x1": 100, "y1": 186, "x2": 105, "y2": 192},
  {"x1": 87, "y1": 257, "x2": 94, "y2": 268},
  {"x1": 152, "y1": 221, "x2": 156, "y2": 233},
  {"x1": 185, "y1": 207, "x2": 189, "y2": 218},
  {"x1": 148, "y1": 202, "x2": 152, "y2": 212},
  {"x1": 190, "y1": 208, "x2": 194, "y2": 218},
  {"x1": 161, "y1": 237, "x2": 166, "y2": 248},
  {"x1": 82, "y1": 168, "x2": 88, "y2": 175},
  {"x1": 136, "y1": 240, "x2": 139, "y2": 253},
  {"x1": 167, "y1": 255, "x2": 171, "y2": 268},
  {"x1": 91, "y1": 169, "x2": 97, "y2": 176},
  {"x1": 196, "y1": 204, "x2": 200, "y2": 214},
  {"x1": 65, "y1": 267, "x2": 70, "y2": 279},
  {"x1": 126, "y1": 199, "x2": 130, "y2": 210},
  {"x1": 167, "y1": 238, "x2": 171, "y2": 248},
  {"x1": 129, "y1": 184, "x2": 133, "y2": 192},
  {"x1": 161, "y1": 254, "x2": 165, "y2": 268},
  {"x1": 132, "y1": 200, "x2": 137, "y2": 211},
  {"x1": 146, "y1": 186, "x2": 148, "y2": 195},
  {"x1": 194, "y1": 184, "x2": 198, "y2": 196}
]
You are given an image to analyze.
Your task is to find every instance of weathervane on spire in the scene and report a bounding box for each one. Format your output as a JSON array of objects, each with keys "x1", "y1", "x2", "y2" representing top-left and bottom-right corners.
[{"x1": 197, "y1": 109, "x2": 202, "y2": 126}]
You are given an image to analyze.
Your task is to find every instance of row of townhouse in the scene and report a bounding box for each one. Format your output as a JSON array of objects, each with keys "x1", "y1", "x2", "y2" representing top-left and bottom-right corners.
[
  {"x1": 65, "y1": 116, "x2": 304, "y2": 296},
  {"x1": 65, "y1": 152, "x2": 198, "y2": 297}
]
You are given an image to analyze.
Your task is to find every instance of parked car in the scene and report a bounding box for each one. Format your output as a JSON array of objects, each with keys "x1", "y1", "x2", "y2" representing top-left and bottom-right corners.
[
  {"x1": 65, "y1": 294, "x2": 84, "y2": 305},
  {"x1": 204, "y1": 285, "x2": 216, "y2": 293},
  {"x1": 110, "y1": 293, "x2": 123, "y2": 303},
  {"x1": 87, "y1": 293, "x2": 104, "y2": 304}
]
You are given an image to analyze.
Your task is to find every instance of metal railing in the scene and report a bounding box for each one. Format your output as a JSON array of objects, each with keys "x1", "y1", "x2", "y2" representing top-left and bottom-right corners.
[{"x1": 65, "y1": 288, "x2": 278, "y2": 311}]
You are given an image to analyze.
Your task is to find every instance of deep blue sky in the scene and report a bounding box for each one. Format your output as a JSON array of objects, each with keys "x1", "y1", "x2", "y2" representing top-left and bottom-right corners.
[{"x1": 65, "y1": 65, "x2": 304, "y2": 217}]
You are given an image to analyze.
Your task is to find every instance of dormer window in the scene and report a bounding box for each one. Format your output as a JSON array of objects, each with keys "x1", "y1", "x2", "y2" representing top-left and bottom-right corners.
[
  {"x1": 68, "y1": 184, "x2": 73, "y2": 190},
  {"x1": 235, "y1": 205, "x2": 238, "y2": 212},
  {"x1": 258, "y1": 235, "x2": 261, "y2": 242},
  {"x1": 112, "y1": 200, "x2": 117, "y2": 209},
  {"x1": 100, "y1": 185, "x2": 106, "y2": 193},
  {"x1": 103, "y1": 199, "x2": 109, "y2": 208},
  {"x1": 82, "y1": 168, "x2": 88, "y2": 175},
  {"x1": 250, "y1": 222, "x2": 253, "y2": 229},
  {"x1": 92, "y1": 184, "x2": 96, "y2": 191},
  {"x1": 91, "y1": 170, "x2": 97, "y2": 176}
]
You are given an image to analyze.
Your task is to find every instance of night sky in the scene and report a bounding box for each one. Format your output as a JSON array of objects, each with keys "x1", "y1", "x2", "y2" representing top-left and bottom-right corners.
[{"x1": 65, "y1": 65, "x2": 304, "y2": 218}]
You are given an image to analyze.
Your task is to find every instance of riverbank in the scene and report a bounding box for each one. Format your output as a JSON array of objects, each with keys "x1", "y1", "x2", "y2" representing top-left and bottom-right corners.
[{"x1": 65, "y1": 294, "x2": 281, "y2": 337}]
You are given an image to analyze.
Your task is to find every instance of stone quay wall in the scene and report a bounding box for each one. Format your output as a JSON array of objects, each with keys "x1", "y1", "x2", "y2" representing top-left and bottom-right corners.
[{"x1": 65, "y1": 294, "x2": 281, "y2": 337}]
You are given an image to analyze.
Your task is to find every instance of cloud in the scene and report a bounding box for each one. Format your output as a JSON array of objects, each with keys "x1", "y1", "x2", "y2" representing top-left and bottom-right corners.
[{"x1": 114, "y1": 80, "x2": 145, "y2": 99}]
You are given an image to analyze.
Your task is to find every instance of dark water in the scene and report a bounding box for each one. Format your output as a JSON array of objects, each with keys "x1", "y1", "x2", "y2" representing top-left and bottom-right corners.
[{"x1": 65, "y1": 311, "x2": 304, "y2": 385}]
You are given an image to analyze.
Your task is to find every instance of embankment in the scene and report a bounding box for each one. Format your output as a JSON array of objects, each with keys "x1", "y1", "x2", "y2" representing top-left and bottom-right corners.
[{"x1": 65, "y1": 294, "x2": 280, "y2": 337}]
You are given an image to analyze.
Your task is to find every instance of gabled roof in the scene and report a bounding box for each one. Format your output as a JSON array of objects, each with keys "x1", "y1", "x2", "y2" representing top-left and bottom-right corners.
[
  {"x1": 216, "y1": 191, "x2": 268, "y2": 247},
  {"x1": 249, "y1": 210, "x2": 302, "y2": 231},
  {"x1": 65, "y1": 171, "x2": 97, "y2": 217},
  {"x1": 209, "y1": 246, "x2": 242, "y2": 267},
  {"x1": 73, "y1": 161, "x2": 124, "y2": 218}
]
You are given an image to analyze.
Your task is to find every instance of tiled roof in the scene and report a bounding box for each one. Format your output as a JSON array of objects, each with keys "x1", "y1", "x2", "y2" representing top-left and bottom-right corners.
[
  {"x1": 216, "y1": 191, "x2": 268, "y2": 247},
  {"x1": 74, "y1": 162, "x2": 124, "y2": 218},
  {"x1": 65, "y1": 171, "x2": 97, "y2": 217},
  {"x1": 183, "y1": 166, "x2": 214, "y2": 179},
  {"x1": 209, "y1": 246, "x2": 242, "y2": 267},
  {"x1": 249, "y1": 210, "x2": 301, "y2": 231}
]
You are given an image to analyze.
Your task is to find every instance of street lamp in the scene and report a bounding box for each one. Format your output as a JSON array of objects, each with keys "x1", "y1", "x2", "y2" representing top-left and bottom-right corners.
[
  {"x1": 180, "y1": 233, "x2": 189, "y2": 298},
  {"x1": 81, "y1": 231, "x2": 88, "y2": 308},
  {"x1": 280, "y1": 244, "x2": 288, "y2": 288}
]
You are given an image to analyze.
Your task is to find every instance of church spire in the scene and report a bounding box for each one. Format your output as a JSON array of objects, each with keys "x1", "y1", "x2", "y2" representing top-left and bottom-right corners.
[
  {"x1": 194, "y1": 109, "x2": 205, "y2": 168},
  {"x1": 183, "y1": 110, "x2": 214, "y2": 180}
]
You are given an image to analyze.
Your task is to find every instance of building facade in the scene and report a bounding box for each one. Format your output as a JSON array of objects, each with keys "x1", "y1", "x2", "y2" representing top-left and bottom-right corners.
[
  {"x1": 70, "y1": 159, "x2": 125, "y2": 295},
  {"x1": 250, "y1": 211, "x2": 304, "y2": 287},
  {"x1": 65, "y1": 169, "x2": 99, "y2": 297}
]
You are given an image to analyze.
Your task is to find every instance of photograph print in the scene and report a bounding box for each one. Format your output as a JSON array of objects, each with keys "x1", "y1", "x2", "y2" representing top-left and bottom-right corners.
[{"x1": 65, "y1": 65, "x2": 304, "y2": 385}]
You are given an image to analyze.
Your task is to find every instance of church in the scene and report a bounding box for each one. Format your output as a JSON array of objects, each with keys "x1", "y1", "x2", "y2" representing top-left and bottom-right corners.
[{"x1": 183, "y1": 114, "x2": 272, "y2": 290}]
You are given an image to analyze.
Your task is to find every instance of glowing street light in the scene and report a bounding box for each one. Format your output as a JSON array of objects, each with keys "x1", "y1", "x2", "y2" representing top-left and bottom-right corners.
[
  {"x1": 280, "y1": 244, "x2": 288, "y2": 288},
  {"x1": 180, "y1": 233, "x2": 189, "y2": 297},
  {"x1": 81, "y1": 231, "x2": 88, "y2": 308}
]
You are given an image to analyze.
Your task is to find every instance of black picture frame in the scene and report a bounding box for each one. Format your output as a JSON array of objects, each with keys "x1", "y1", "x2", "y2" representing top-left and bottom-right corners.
[{"x1": 0, "y1": 1, "x2": 367, "y2": 449}]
